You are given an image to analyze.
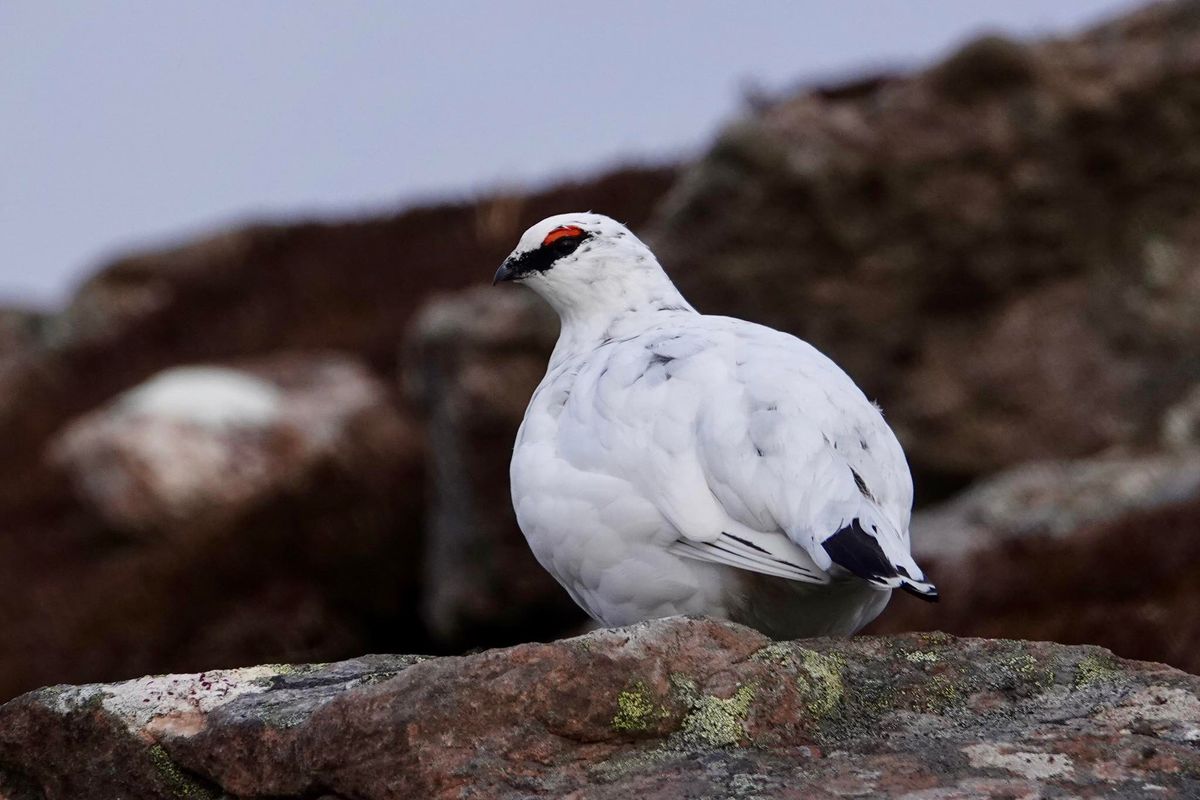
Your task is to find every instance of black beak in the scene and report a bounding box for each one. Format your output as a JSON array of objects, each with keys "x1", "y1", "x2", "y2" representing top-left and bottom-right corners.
[{"x1": 493, "y1": 259, "x2": 517, "y2": 285}]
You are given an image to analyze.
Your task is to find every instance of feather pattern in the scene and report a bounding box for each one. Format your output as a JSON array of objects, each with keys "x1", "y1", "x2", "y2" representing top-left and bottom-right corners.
[{"x1": 504, "y1": 213, "x2": 937, "y2": 637}]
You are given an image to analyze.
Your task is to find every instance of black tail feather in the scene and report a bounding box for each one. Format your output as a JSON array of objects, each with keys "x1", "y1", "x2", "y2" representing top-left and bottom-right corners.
[
  {"x1": 822, "y1": 520, "x2": 894, "y2": 583},
  {"x1": 823, "y1": 519, "x2": 939, "y2": 602},
  {"x1": 900, "y1": 583, "x2": 939, "y2": 602}
]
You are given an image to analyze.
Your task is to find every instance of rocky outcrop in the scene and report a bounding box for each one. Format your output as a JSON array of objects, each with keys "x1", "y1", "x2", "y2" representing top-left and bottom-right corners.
[
  {"x1": 0, "y1": 168, "x2": 673, "y2": 701},
  {"x1": 0, "y1": 354, "x2": 425, "y2": 701},
  {"x1": 4, "y1": 0, "x2": 1200, "y2": 718},
  {"x1": 49, "y1": 357, "x2": 408, "y2": 536},
  {"x1": 650, "y1": 0, "x2": 1200, "y2": 495},
  {"x1": 2, "y1": 617, "x2": 1198, "y2": 799}
]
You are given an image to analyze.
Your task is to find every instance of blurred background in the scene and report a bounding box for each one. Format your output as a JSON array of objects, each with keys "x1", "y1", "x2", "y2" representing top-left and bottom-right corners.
[{"x1": 2, "y1": 0, "x2": 1198, "y2": 702}]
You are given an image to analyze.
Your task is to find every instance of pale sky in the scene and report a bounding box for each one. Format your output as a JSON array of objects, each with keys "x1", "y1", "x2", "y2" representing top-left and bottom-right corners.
[{"x1": 1, "y1": 1, "x2": 1140, "y2": 304}]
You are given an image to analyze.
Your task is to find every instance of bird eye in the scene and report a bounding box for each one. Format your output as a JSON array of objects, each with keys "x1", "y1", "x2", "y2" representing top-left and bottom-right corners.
[
  {"x1": 541, "y1": 225, "x2": 585, "y2": 249},
  {"x1": 552, "y1": 236, "x2": 582, "y2": 255}
]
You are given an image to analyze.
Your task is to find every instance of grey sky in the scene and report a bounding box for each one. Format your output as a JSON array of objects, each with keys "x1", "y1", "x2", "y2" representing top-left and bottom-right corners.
[{"x1": 1, "y1": 1, "x2": 1139, "y2": 304}]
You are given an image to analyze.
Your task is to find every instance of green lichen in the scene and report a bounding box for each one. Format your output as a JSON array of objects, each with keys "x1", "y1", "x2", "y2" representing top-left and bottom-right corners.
[
  {"x1": 147, "y1": 744, "x2": 216, "y2": 800},
  {"x1": 670, "y1": 673, "x2": 699, "y2": 698},
  {"x1": 796, "y1": 649, "x2": 846, "y2": 717},
  {"x1": 919, "y1": 675, "x2": 963, "y2": 713},
  {"x1": 996, "y1": 651, "x2": 1056, "y2": 692},
  {"x1": 678, "y1": 683, "x2": 757, "y2": 747},
  {"x1": 589, "y1": 746, "x2": 677, "y2": 782},
  {"x1": 1074, "y1": 654, "x2": 1122, "y2": 689},
  {"x1": 750, "y1": 642, "x2": 793, "y2": 665},
  {"x1": 612, "y1": 681, "x2": 668, "y2": 733},
  {"x1": 917, "y1": 631, "x2": 954, "y2": 646},
  {"x1": 904, "y1": 650, "x2": 940, "y2": 665},
  {"x1": 252, "y1": 662, "x2": 325, "y2": 686}
]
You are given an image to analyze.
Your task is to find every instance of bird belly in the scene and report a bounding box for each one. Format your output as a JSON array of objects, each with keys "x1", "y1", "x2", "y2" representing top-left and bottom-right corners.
[
  {"x1": 513, "y1": 457, "x2": 887, "y2": 635},
  {"x1": 511, "y1": 387, "x2": 892, "y2": 638}
]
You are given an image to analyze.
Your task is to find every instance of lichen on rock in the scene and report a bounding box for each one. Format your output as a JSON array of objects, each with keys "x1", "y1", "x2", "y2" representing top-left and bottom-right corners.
[
  {"x1": 611, "y1": 681, "x2": 668, "y2": 734},
  {"x1": 795, "y1": 648, "x2": 846, "y2": 717},
  {"x1": 2, "y1": 618, "x2": 1200, "y2": 799},
  {"x1": 677, "y1": 683, "x2": 757, "y2": 748}
]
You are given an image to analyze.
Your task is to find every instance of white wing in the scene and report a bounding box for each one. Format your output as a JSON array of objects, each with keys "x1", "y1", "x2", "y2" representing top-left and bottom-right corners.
[{"x1": 558, "y1": 315, "x2": 936, "y2": 599}]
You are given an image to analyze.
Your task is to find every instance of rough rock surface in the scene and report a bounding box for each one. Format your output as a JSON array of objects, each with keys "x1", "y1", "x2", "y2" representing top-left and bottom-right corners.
[
  {"x1": 2, "y1": 617, "x2": 1198, "y2": 799},
  {"x1": 404, "y1": 288, "x2": 588, "y2": 646},
  {"x1": 0, "y1": 354, "x2": 425, "y2": 702},
  {"x1": 872, "y1": 450, "x2": 1200, "y2": 674},
  {"x1": 650, "y1": 0, "x2": 1200, "y2": 495},
  {"x1": 5, "y1": 0, "x2": 1200, "y2": 716}
]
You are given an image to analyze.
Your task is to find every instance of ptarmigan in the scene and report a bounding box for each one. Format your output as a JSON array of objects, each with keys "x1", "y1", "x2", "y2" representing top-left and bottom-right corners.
[{"x1": 495, "y1": 213, "x2": 937, "y2": 638}]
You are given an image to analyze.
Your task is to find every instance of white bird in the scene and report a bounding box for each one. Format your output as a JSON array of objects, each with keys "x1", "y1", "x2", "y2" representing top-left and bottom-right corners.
[{"x1": 495, "y1": 213, "x2": 937, "y2": 638}]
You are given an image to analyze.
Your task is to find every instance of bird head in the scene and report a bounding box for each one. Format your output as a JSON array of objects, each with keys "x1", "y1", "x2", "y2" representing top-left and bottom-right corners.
[{"x1": 494, "y1": 213, "x2": 684, "y2": 317}]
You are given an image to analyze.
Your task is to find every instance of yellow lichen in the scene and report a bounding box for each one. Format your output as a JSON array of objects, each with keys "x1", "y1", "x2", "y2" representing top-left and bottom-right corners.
[
  {"x1": 904, "y1": 650, "x2": 940, "y2": 665},
  {"x1": 920, "y1": 675, "x2": 962, "y2": 712},
  {"x1": 612, "y1": 680, "x2": 668, "y2": 733},
  {"x1": 1074, "y1": 654, "x2": 1121, "y2": 689},
  {"x1": 918, "y1": 631, "x2": 954, "y2": 646},
  {"x1": 796, "y1": 649, "x2": 846, "y2": 717},
  {"x1": 679, "y1": 683, "x2": 757, "y2": 747},
  {"x1": 147, "y1": 744, "x2": 215, "y2": 799},
  {"x1": 999, "y1": 652, "x2": 1055, "y2": 691},
  {"x1": 750, "y1": 642, "x2": 793, "y2": 665}
]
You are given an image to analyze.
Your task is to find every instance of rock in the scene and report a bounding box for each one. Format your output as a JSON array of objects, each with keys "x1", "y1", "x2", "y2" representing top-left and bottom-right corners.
[
  {"x1": 872, "y1": 449, "x2": 1200, "y2": 674},
  {"x1": 0, "y1": 353, "x2": 426, "y2": 702},
  {"x1": 0, "y1": 307, "x2": 46, "y2": 357},
  {"x1": 1163, "y1": 384, "x2": 1200, "y2": 450},
  {"x1": 0, "y1": 168, "x2": 675, "y2": 700},
  {"x1": 650, "y1": 1, "x2": 1200, "y2": 496},
  {"x1": 49, "y1": 357, "x2": 404, "y2": 537},
  {"x1": 0, "y1": 165, "x2": 676, "y2": 514},
  {"x1": 1, "y1": 617, "x2": 1198, "y2": 799},
  {"x1": 404, "y1": 287, "x2": 586, "y2": 647}
]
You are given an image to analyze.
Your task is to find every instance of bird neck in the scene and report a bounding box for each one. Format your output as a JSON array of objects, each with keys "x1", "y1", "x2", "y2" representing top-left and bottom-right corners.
[{"x1": 549, "y1": 280, "x2": 696, "y2": 366}]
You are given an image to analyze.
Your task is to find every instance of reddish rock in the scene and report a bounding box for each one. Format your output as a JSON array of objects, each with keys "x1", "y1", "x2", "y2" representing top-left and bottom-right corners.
[
  {"x1": 49, "y1": 357, "x2": 400, "y2": 536},
  {"x1": 0, "y1": 353, "x2": 425, "y2": 701},
  {"x1": 1, "y1": 618, "x2": 1198, "y2": 799}
]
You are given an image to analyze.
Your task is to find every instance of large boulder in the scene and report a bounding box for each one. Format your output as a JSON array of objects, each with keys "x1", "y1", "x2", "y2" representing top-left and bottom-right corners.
[
  {"x1": 49, "y1": 358, "x2": 401, "y2": 536},
  {"x1": 1, "y1": 617, "x2": 1198, "y2": 799},
  {"x1": 0, "y1": 354, "x2": 425, "y2": 702},
  {"x1": 650, "y1": 1, "x2": 1200, "y2": 496}
]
